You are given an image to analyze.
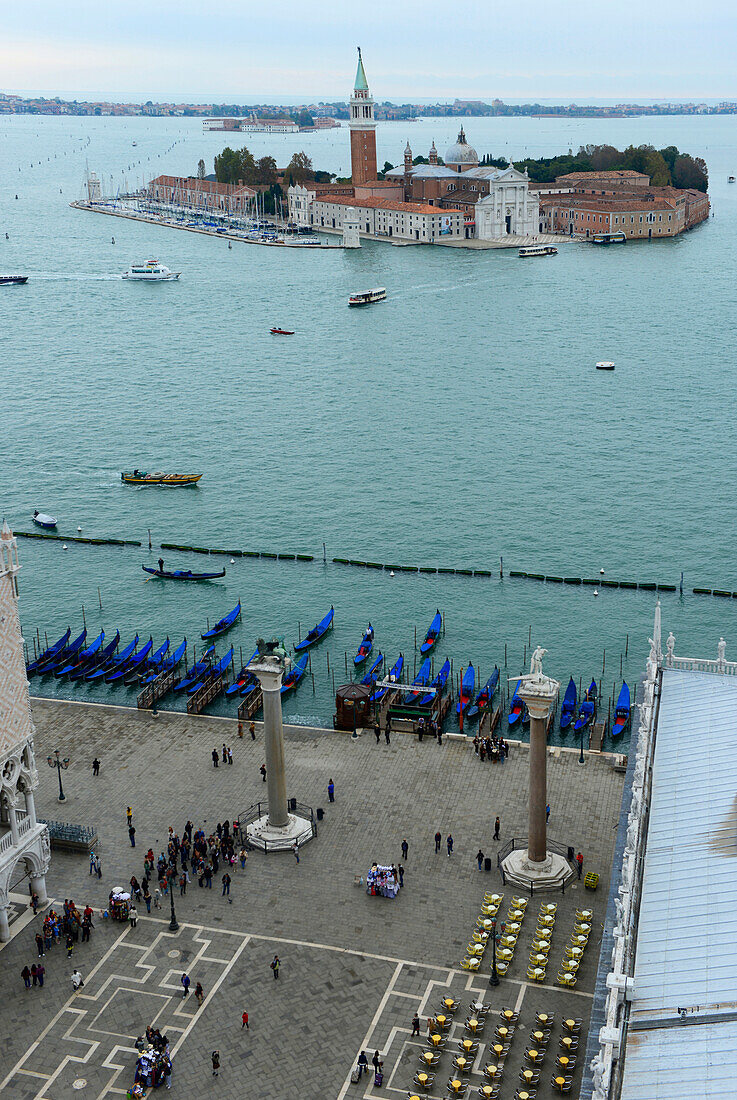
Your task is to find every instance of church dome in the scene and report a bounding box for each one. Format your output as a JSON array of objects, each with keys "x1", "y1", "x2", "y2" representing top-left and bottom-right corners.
[{"x1": 445, "y1": 127, "x2": 478, "y2": 169}]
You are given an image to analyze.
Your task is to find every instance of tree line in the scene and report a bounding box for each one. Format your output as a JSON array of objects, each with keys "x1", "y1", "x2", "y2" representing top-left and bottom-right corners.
[
  {"x1": 508, "y1": 144, "x2": 708, "y2": 192},
  {"x1": 209, "y1": 147, "x2": 332, "y2": 187}
]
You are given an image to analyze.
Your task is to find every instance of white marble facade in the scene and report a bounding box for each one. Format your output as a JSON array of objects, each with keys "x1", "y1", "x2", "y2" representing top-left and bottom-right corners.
[
  {"x1": 0, "y1": 522, "x2": 50, "y2": 940},
  {"x1": 472, "y1": 167, "x2": 539, "y2": 239}
]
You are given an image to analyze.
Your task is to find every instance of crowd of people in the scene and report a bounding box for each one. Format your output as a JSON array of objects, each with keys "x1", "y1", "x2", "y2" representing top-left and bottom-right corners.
[
  {"x1": 20, "y1": 898, "x2": 96, "y2": 992},
  {"x1": 472, "y1": 734, "x2": 510, "y2": 762}
]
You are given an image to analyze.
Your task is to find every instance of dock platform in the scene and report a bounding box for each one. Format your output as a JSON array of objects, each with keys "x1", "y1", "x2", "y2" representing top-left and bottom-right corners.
[{"x1": 590, "y1": 718, "x2": 607, "y2": 752}]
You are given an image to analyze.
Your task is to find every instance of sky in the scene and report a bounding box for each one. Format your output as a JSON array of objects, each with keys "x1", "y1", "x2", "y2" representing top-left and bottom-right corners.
[{"x1": 3, "y1": 0, "x2": 736, "y2": 101}]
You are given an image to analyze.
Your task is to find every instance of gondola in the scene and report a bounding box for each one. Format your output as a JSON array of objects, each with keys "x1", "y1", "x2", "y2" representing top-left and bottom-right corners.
[
  {"x1": 419, "y1": 610, "x2": 442, "y2": 655},
  {"x1": 27, "y1": 627, "x2": 71, "y2": 675},
  {"x1": 142, "y1": 565, "x2": 226, "y2": 581},
  {"x1": 225, "y1": 648, "x2": 259, "y2": 698},
  {"x1": 107, "y1": 637, "x2": 152, "y2": 683},
  {"x1": 457, "y1": 663, "x2": 476, "y2": 718},
  {"x1": 508, "y1": 680, "x2": 526, "y2": 729},
  {"x1": 361, "y1": 652, "x2": 384, "y2": 687},
  {"x1": 140, "y1": 638, "x2": 186, "y2": 684},
  {"x1": 574, "y1": 679, "x2": 597, "y2": 732},
  {"x1": 371, "y1": 654, "x2": 403, "y2": 703},
  {"x1": 87, "y1": 634, "x2": 139, "y2": 681},
  {"x1": 32, "y1": 510, "x2": 57, "y2": 529},
  {"x1": 294, "y1": 607, "x2": 334, "y2": 652},
  {"x1": 281, "y1": 653, "x2": 309, "y2": 695},
  {"x1": 56, "y1": 629, "x2": 104, "y2": 678},
  {"x1": 467, "y1": 667, "x2": 499, "y2": 721},
  {"x1": 202, "y1": 601, "x2": 241, "y2": 639},
  {"x1": 174, "y1": 645, "x2": 215, "y2": 693},
  {"x1": 70, "y1": 632, "x2": 119, "y2": 680},
  {"x1": 560, "y1": 676, "x2": 577, "y2": 733},
  {"x1": 126, "y1": 638, "x2": 168, "y2": 684},
  {"x1": 353, "y1": 625, "x2": 374, "y2": 667},
  {"x1": 42, "y1": 629, "x2": 88, "y2": 675},
  {"x1": 402, "y1": 657, "x2": 432, "y2": 706},
  {"x1": 186, "y1": 646, "x2": 234, "y2": 694},
  {"x1": 418, "y1": 657, "x2": 451, "y2": 707},
  {"x1": 612, "y1": 681, "x2": 631, "y2": 739}
]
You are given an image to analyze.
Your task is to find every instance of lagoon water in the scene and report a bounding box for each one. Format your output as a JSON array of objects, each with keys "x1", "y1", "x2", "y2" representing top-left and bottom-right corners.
[{"x1": 2, "y1": 111, "x2": 737, "y2": 743}]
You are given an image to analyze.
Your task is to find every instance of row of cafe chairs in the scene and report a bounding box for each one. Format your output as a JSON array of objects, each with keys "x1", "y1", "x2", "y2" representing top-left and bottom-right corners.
[
  {"x1": 491, "y1": 894, "x2": 528, "y2": 976},
  {"x1": 527, "y1": 900, "x2": 557, "y2": 983},
  {"x1": 462, "y1": 892, "x2": 504, "y2": 970},
  {"x1": 556, "y1": 906, "x2": 594, "y2": 989}
]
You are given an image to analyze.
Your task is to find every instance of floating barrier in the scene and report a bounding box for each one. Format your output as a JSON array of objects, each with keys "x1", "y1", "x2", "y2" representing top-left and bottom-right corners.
[
  {"x1": 509, "y1": 569, "x2": 679, "y2": 592},
  {"x1": 16, "y1": 531, "x2": 141, "y2": 547},
  {"x1": 160, "y1": 542, "x2": 313, "y2": 562},
  {"x1": 331, "y1": 558, "x2": 488, "y2": 577}
]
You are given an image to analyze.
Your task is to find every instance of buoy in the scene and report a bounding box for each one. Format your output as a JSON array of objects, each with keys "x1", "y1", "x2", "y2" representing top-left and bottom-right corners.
[
  {"x1": 600, "y1": 568, "x2": 605, "y2": 574},
  {"x1": 389, "y1": 570, "x2": 395, "y2": 577},
  {"x1": 77, "y1": 526, "x2": 82, "y2": 532},
  {"x1": 230, "y1": 558, "x2": 235, "y2": 564},
  {"x1": 593, "y1": 589, "x2": 599, "y2": 596},
  {"x1": 62, "y1": 544, "x2": 68, "y2": 550}
]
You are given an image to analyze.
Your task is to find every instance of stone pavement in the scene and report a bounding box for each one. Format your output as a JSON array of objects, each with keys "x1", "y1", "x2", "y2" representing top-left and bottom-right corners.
[{"x1": 0, "y1": 699, "x2": 624, "y2": 1099}]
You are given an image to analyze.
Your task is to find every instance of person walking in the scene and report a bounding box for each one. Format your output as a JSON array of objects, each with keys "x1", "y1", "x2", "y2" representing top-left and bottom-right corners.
[
  {"x1": 66, "y1": 933, "x2": 74, "y2": 959},
  {"x1": 271, "y1": 955, "x2": 280, "y2": 980},
  {"x1": 398, "y1": 863, "x2": 404, "y2": 887},
  {"x1": 372, "y1": 1051, "x2": 383, "y2": 1076},
  {"x1": 292, "y1": 841, "x2": 300, "y2": 864},
  {"x1": 434, "y1": 831, "x2": 442, "y2": 853},
  {"x1": 239, "y1": 848, "x2": 248, "y2": 870},
  {"x1": 129, "y1": 904, "x2": 138, "y2": 929},
  {"x1": 249, "y1": 721, "x2": 256, "y2": 740},
  {"x1": 494, "y1": 816, "x2": 500, "y2": 840},
  {"x1": 227, "y1": 746, "x2": 233, "y2": 765},
  {"x1": 71, "y1": 968, "x2": 84, "y2": 991},
  {"x1": 128, "y1": 825, "x2": 136, "y2": 848},
  {"x1": 401, "y1": 838, "x2": 409, "y2": 861},
  {"x1": 260, "y1": 763, "x2": 266, "y2": 782},
  {"x1": 30, "y1": 963, "x2": 37, "y2": 987},
  {"x1": 476, "y1": 849, "x2": 484, "y2": 871},
  {"x1": 241, "y1": 1011, "x2": 250, "y2": 1030},
  {"x1": 357, "y1": 1051, "x2": 368, "y2": 1078},
  {"x1": 195, "y1": 982, "x2": 204, "y2": 1006},
  {"x1": 411, "y1": 1012, "x2": 420, "y2": 1036},
  {"x1": 222, "y1": 873, "x2": 231, "y2": 896},
  {"x1": 36, "y1": 963, "x2": 45, "y2": 987},
  {"x1": 384, "y1": 718, "x2": 391, "y2": 745},
  {"x1": 154, "y1": 887, "x2": 161, "y2": 909},
  {"x1": 89, "y1": 850, "x2": 96, "y2": 875},
  {"x1": 22, "y1": 965, "x2": 32, "y2": 989},
  {"x1": 92, "y1": 757, "x2": 100, "y2": 776},
  {"x1": 31, "y1": 892, "x2": 39, "y2": 915},
  {"x1": 436, "y1": 723, "x2": 442, "y2": 745},
  {"x1": 212, "y1": 748, "x2": 219, "y2": 768},
  {"x1": 163, "y1": 1056, "x2": 172, "y2": 1090},
  {"x1": 126, "y1": 807, "x2": 133, "y2": 826},
  {"x1": 328, "y1": 779, "x2": 335, "y2": 803},
  {"x1": 143, "y1": 886, "x2": 152, "y2": 913},
  {"x1": 222, "y1": 743, "x2": 227, "y2": 764},
  {"x1": 446, "y1": 834, "x2": 454, "y2": 857},
  {"x1": 546, "y1": 804, "x2": 551, "y2": 822},
  {"x1": 375, "y1": 723, "x2": 381, "y2": 744},
  {"x1": 576, "y1": 851, "x2": 584, "y2": 879},
  {"x1": 35, "y1": 931, "x2": 44, "y2": 957},
  {"x1": 81, "y1": 915, "x2": 92, "y2": 942},
  {"x1": 211, "y1": 1051, "x2": 220, "y2": 1077},
  {"x1": 179, "y1": 874, "x2": 187, "y2": 896},
  {"x1": 181, "y1": 972, "x2": 190, "y2": 998},
  {"x1": 95, "y1": 856, "x2": 102, "y2": 879}
]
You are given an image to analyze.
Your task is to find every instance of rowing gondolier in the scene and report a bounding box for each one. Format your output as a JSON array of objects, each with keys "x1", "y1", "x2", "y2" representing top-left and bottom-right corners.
[{"x1": 158, "y1": 558, "x2": 164, "y2": 574}]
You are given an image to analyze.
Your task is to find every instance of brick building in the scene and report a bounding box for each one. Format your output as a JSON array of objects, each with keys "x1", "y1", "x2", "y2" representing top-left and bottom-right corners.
[
  {"x1": 307, "y1": 195, "x2": 465, "y2": 243},
  {"x1": 147, "y1": 175, "x2": 256, "y2": 214}
]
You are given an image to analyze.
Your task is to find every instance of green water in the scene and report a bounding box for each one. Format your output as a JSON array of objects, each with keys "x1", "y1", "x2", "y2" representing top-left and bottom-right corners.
[{"x1": 3, "y1": 113, "x2": 737, "y2": 742}]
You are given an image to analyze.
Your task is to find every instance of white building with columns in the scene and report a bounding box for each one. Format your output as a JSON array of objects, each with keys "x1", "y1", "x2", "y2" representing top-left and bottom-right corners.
[
  {"x1": 468, "y1": 167, "x2": 539, "y2": 239},
  {"x1": 0, "y1": 522, "x2": 50, "y2": 941}
]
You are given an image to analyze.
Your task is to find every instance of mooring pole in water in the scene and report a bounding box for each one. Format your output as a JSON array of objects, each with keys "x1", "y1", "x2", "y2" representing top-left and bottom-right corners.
[
  {"x1": 344, "y1": 651, "x2": 348, "y2": 674},
  {"x1": 326, "y1": 651, "x2": 330, "y2": 674},
  {"x1": 625, "y1": 633, "x2": 629, "y2": 658},
  {"x1": 680, "y1": 571, "x2": 684, "y2": 596},
  {"x1": 500, "y1": 556, "x2": 503, "y2": 578},
  {"x1": 323, "y1": 542, "x2": 326, "y2": 564},
  {"x1": 148, "y1": 528, "x2": 152, "y2": 551},
  {"x1": 98, "y1": 587, "x2": 102, "y2": 610},
  {"x1": 81, "y1": 606, "x2": 86, "y2": 629},
  {"x1": 602, "y1": 649, "x2": 606, "y2": 676},
  {"x1": 298, "y1": 621, "x2": 301, "y2": 642}
]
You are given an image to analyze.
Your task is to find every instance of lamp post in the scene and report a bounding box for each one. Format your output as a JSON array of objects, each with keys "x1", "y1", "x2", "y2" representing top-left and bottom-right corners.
[
  {"x1": 47, "y1": 749, "x2": 69, "y2": 802},
  {"x1": 578, "y1": 719, "x2": 585, "y2": 765},
  {"x1": 488, "y1": 917, "x2": 505, "y2": 987},
  {"x1": 167, "y1": 867, "x2": 179, "y2": 933}
]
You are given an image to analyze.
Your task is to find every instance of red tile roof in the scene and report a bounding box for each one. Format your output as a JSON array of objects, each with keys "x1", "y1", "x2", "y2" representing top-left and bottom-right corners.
[
  {"x1": 149, "y1": 174, "x2": 255, "y2": 196},
  {"x1": 314, "y1": 194, "x2": 462, "y2": 214},
  {"x1": 556, "y1": 170, "x2": 649, "y2": 182}
]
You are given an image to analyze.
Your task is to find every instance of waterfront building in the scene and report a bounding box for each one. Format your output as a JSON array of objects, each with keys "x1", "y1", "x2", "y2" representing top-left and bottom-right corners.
[
  {"x1": 539, "y1": 183, "x2": 709, "y2": 238},
  {"x1": 147, "y1": 175, "x2": 256, "y2": 215},
  {"x1": 0, "y1": 523, "x2": 50, "y2": 941},
  {"x1": 555, "y1": 169, "x2": 650, "y2": 189},
  {"x1": 585, "y1": 615, "x2": 737, "y2": 1099},
  {"x1": 349, "y1": 48, "x2": 377, "y2": 186},
  {"x1": 202, "y1": 116, "x2": 298, "y2": 133},
  {"x1": 307, "y1": 194, "x2": 465, "y2": 243}
]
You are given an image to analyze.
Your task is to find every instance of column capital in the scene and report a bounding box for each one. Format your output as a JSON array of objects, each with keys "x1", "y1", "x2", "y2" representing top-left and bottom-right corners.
[{"x1": 248, "y1": 656, "x2": 287, "y2": 694}]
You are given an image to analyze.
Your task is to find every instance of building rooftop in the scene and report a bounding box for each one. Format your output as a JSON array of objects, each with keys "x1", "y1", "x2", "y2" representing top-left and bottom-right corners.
[
  {"x1": 314, "y1": 194, "x2": 463, "y2": 215},
  {"x1": 556, "y1": 169, "x2": 649, "y2": 182},
  {"x1": 149, "y1": 174, "x2": 255, "y2": 196}
]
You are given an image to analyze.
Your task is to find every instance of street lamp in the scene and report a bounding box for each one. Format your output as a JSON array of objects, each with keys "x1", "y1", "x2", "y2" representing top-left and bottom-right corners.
[
  {"x1": 488, "y1": 917, "x2": 505, "y2": 987},
  {"x1": 167, "y1": 867, "x2": 179, "y2": 933},
  {"x1": 578, "y1": 720, "x2": 585, "y2": 766},
  {"x1": 47, "y1": 749, "x2": 70, "y2": 802}
]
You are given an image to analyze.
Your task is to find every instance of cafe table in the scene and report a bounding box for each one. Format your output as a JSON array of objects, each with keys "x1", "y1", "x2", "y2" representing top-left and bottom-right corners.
[
  {"x1": 421, "y1": 1052, "x2": 435, "y2": 1066},
  {"x1": 478, "y1": 919, "x2": 493, "y2": 931},
  {"x1": 568, "y1": 946, "x2": 584, "y2": 957},
  {"x1": 480, "y1": 1087, "x2": 495, "y2": 1098},
  {"x1": 483, "y1": 1064, "x2": 499, "y2": 1080},
  {"x1": 436, "y1": 1014, "x2": 448, "y2": 1029},
  {"x1": 536, "y1": 1013, "x2": 551, "y2": 1025},
  {"x1": 553, "y1": 1077, "x2": 567, "y2": 1092},
  {"x1": 529, "y1": 967, "x2": 545, "y2": 981},
  {"x1": 496, "y1": 1027, "x2": 510, "y2": 1041},
  {"x1": 430, "y1": 1033, "x2": 443, "y2": 1048},
  {"x1": 526, "y1": 1049, "x2": 541, "y2": 1064},
  {"x1": 520, "y1": 1069, "x2": 536, "y2": 1084},
  {"x1": 506, "y1": 922, "x2": 521, "y2": 934},
  {"x1": 518, "y1": 1093, "x2": 532, "y2": 1100},
  {"x1": 442, "y1": 998, "x2": 457, "y2": 1011},
  {"x1": 501, "y1": 1009, "x2": 516, "y2": 1022},
  {"x1": 468, "y1": 944, "x2": 485, "y2": 956},
  {"x1": 466, "y1": 1018, "x2": 479, "y2": 1033},
  {"x1": 497, "y1": 948, "x2": 513, "y2": 961},
  {"x1": 452, "y1": 1058, "x2": 469, "y2": 1074},
  {"x1": 557, "y1": 1056, "x2": 572, "y2": 1071},
  {"x1": 448, "y1": 1080, "x2": 463, "y2": 1095},
  {"x1": 461, "y1": 1039, "x2": 475, "y2": 1054},
  {"x1": 563, "y1": 1018, "x2": 579, "y2": 1032},
  {"x1": 416, "y1": 1073, "x2": 429, "y2": 1089},
  {"x1": 577, "y1": 908, "x2": 593, "y2": 920},
  {"x1": 508, "y1": 908, "x2": 524, "y2": 921},
  {"x1": 531, "y1": 953, "x2": 547, "y2": 965},
  {"x1": 541, "y1": 902, "x2": 557, "y2": 913},
  {"x1": 532, "y1": 1030, "x2": 546, "y2": 1043},
  {"x1": 561, "y1": 1036, "x2": 576, "y2": 1051}
]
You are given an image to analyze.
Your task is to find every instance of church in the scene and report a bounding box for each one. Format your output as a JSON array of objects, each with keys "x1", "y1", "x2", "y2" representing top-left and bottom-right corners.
[{"x1": 287, "y1": 50, "x2": 539, "y2": 244}]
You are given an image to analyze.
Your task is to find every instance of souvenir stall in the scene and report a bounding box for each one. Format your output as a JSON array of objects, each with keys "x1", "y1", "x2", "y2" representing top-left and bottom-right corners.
[
  {"x1": 127, "y1": 1047, "x2": 169, "y2": 1096},
  {"x1": 110, "y1": 889, "x2": 131, "y2": 921},
  {"x1": 366, "y1": 864, "x2": 399, "y2": 898}
]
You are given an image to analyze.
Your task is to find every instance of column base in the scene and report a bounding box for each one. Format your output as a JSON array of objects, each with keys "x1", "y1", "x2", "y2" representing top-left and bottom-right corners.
[
  {"x1": 0, "y1": 906, "x2": 10, "y2": 942},
  {"x1": 30, "y1": 873, "x2": 48, "y2": 904},
  {"x1": 501, "y1": 848, "x2": 574, "y2": 891},
  {"x1": 246, "y1": 813, "x2": 314, "y2": 852}
]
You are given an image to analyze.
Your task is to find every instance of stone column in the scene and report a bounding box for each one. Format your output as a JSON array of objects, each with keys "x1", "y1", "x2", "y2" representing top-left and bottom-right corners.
[
  {"x1": 24, "y1": 789, "x2": 37, "y2": 828},
  {"x1": 249, "y1": 657, "x2": 289, "y2": 829},
  {"x1": 8, "y1": 803, "x2": 19, "y2": 847},
  {"x1": 30, "y1": 872, "x2": 48, "y2": 904},
  {"x1": 525, "y1": 697, "x2": 553, "y2": 864},
  {"x1": 0, "y1": 905, "x2": 9, "y2": 942}
]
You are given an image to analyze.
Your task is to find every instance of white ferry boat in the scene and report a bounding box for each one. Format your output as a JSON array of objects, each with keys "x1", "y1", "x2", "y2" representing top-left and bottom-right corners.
[
  {"x1": 122, "y1": 260, "x2": 181, "y2": 281},
  {"x1": 348, "y1": 287, "x2": 387, "y2": 306},
  {"x1": 518, "y1": 245, "x2": 558, "y2": 258}
]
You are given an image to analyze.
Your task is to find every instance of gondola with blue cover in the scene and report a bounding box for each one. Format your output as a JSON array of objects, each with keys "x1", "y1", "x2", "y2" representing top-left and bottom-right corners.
[
  {"x1": 202, "y1": 601, "x2": 241, "y2": 640},
  {"x1": 294, "y1": 607, "x2": 334, "y2": 652},
  {"x1": 87, "y1": 634, "x2": 139, "y2": 681},
  {"x1": 467, "y1": 667, "x2": 499, "y2": 721},
  {"x1": 508, "y1": 679, "x2": 526, "y2": 729},
  {"x1": 225, "y1": 648, "x2": 260, "y2": 698},
  {"x1": 56, "y1": 629, "x2": 105, "y2": 678},
  {"x1": 107, "y1": 637, "x2": 152, "y2": 683},
  {"x1": 574, "y1": 679, "x2": 597, "y2": 732},
  {"x1": 403, "y1": 657, "x2": 432, "y2": 706},
  {"x1": 418, "y1": 657, "x2": 451, "y2": 707},
  {"x1": 371, "y1": 654, "x2": 403, "y2": 703},
  {"x1": 27, "y1": 628, "x2": 71, "y2": 675},
  {"x1": 353, "y1": 624, "x2": 374, "y2": 667},
  {"x1": 42, "y1": 629, "x2": 87, "y2": 675},
  {"x1": 457, "y1": 663, "x2": 475, "y2": 718},
  {"x1": 560, "y1": 676, "x2": 577, "y2": 733},
  {"x1": 420, "y1": 610, "x2": 442, "y2": 655},
  {"x1": 140, "y1": 638, "x2": 186, "y2": 685},
  {"x1": 142, "y1": 565, "x2": 226, "y2": 581},
  {"x1": 612, "y1": 681, "x2": 631, "y2": 739},
  {"x1": 281, "y1": 653, "x2": 309, "y2": 695},
  {"x1": 361, "y1": 652, "x2": 384, "y2": 687},
  {"x1": 175, "y1": 645, "x2": 215, "y2": 692},
  {"x1": 186, "y1": 646, "x2": 234, "y2": 694},
  {"x1": 69, "y1": 632, "x2": 119, "y2": 680}
]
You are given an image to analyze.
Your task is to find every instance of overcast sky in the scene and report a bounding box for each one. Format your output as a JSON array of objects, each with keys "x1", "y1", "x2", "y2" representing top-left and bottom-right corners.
[{"x1": 3, "y1": 0, "x2": 735, "y2": 101}]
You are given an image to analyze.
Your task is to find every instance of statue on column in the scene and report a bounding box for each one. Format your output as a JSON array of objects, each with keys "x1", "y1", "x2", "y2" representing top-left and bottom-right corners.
[{"x1": 530, "y1": 646, "x2": 547, "y2": 676}]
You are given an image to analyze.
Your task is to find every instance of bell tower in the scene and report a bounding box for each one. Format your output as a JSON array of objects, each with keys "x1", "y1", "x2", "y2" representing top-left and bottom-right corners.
[{"x1": 349, "y1": 47, "x2": 377, "y2": 186}]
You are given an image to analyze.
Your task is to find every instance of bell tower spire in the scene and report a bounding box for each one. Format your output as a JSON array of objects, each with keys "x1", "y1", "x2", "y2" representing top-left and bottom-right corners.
[{"x1": 349, "y1": 47, "x2": 377, "y2": 186}]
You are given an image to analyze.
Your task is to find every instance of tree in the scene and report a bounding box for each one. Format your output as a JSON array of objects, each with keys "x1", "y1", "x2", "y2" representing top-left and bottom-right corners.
[
  {"x1": 197, "y1": 159, "x2": 206, "y2": 179},
  {"x1": 382, "y1": 161, "x2": 395, "y2": 174},
  {"x1": 644, "y1": 150, "x2": 670, "y2": 187},
  {"x1": 284, "y1": 151, "x2": 313, "y2": 184},
  {"x1": 255, "y1": 156, "x2": 277, "y2": 185},
  {"x1": 672, "y1": 154, "x2": 708, "y2": 192},
  {"x1": 589, "y1": 144, "x2": 620, "y2": 171},
  {"x1": 214, "y1": 145, "x2": 256, "y2": 185},
  {"x1": 297, "y1": 109, "x2": 314, "y2": 128}
]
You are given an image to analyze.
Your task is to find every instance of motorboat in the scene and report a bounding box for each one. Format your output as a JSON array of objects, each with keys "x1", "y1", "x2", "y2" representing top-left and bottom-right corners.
[
  {"x1": 32, "y1": 510, "x2": 57, "y2": 529},
  {"x1": 0, "y1": 275, "x2": 28, "y2": 285},
  {"x1": 122, "y1": 471, "x2": 202, "y2": 485},
  {"x1": 122, "y1": 260, "x2": 181, "y2": 281},
  {"x1": 518, "y1": 245, "x2": 557, "y2": 257},
  {"x1": 349, "y1": 287, "x2": 386, "y2": 306},
  {"x1": 596, "y1": 361, "x2": 615, "y2": 371},
  {"x1": 270, "y1": 328, "x2": 294, "y2": 335}
]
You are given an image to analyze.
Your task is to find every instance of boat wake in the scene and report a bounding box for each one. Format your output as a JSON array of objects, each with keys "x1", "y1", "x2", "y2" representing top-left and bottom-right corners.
[{"x1": 22, "y1": 273, "x2": 124, "y2": 281}]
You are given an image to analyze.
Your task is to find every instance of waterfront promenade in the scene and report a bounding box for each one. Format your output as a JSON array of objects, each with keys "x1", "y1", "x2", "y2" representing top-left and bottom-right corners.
[{"x1": 0, "y1": 698, "x2": 623, "y2": 1099}]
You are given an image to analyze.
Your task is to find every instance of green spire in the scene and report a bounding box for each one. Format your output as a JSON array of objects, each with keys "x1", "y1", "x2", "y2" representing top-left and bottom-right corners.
[{"x1": 354, "y1": 47, "x2": 368, "y2": 92}]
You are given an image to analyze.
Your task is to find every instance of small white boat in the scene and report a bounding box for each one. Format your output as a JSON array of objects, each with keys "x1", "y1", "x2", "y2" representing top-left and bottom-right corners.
[
  {"x1": 596, "y1": 361, "x2": 615, "y2": 371},
  {"x1": 122, "y1": 260, "x2": 181, "y2": 281},
  {"x1": 32, "y1": 510, "x2": 57, "y2": 529},
  {"x1": 519, "y1": 245, "x2": 558, "y2": 258},
  {"x1": 349, "y1": 287, "x2": 386, "y2": 306}
]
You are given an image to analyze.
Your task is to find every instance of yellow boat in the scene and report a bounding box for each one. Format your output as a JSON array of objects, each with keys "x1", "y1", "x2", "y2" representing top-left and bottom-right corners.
[{"x1": 121, "y1": 471, "x2": 203, "y2": 486}]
